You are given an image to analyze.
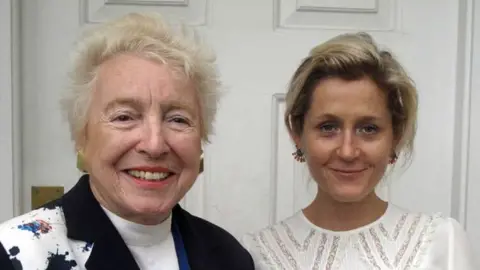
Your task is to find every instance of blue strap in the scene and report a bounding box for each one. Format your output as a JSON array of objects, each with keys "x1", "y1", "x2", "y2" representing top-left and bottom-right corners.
[{"x1": 172, "y1": 220, "x2": 191, "y2": 270}]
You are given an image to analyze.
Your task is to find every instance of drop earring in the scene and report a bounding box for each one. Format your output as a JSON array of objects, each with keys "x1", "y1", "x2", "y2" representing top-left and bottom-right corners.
[
  {"x1": 199, "y1": 150, "x2": 204, "y2": 174},
  {"x1": 389, "y1": 153, "x2": 398, "y2": 164},
  {"x1": 292, "y1": 146, "x2": 305, "y2": 163}
]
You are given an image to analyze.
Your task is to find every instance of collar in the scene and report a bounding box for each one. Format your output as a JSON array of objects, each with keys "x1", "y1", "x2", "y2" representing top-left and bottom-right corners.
[
  {"x1": 102, "y1": 205, "x2": 173, "y2": 247},
  {"x1": 62, "y1": 175, "x2": 139, "y2": 269},
  {"x1": 61, "y1": 174, "x2": 216, "y2": 269},
  {"x1": 62, "y1": 174, "x2": 113, "y2": 242}
]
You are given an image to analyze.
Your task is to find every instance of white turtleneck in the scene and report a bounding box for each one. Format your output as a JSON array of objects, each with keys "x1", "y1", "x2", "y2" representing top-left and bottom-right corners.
[{"x1": 102, "y1": 207, "x2": 179, "y2": 270}]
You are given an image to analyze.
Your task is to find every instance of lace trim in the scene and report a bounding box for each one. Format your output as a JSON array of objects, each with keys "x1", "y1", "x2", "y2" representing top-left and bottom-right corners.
[
  {"x1": 379, "y1": 223, "x2": 390, "y2": 239},
  {"x1": 258, "y1": 230, "x2": 286, "y2": 269},
  {"x1": 270, "y1": 226, "x2": 300, "y2": 269},
  {"x1": 246, "y1": 210, "x2": 448, "y2": 270},
  {"x1": 411, "y1": 213, "x2": 446, "y2": 268},
  {"x1": 282, "y1": 221, "x2": 316, "y2": 252},
  {"x1": 393, "y1": 213, "x2": 421, "y2": 267},
  {"x1": 393, "y1": 213, "x2": 408, "y2": 240},
  {"x1": 404, "y1": 215, "x2": 433, "y2": 270},
  {"x1": 325, "y1": 236, "x2": 340, "y2": 270},
  {"x1": 357, "y1": 212, "x2": 441, "y2": 269},
  {"x1": 369, "y1": 227, "x2": 393, "y2": 268},
  {"x1": 312, "y1": 233, "x2": 328, "y2": 270},
  {"x1": 359, "y1": 232, "x2": 382, "y2": 270}
]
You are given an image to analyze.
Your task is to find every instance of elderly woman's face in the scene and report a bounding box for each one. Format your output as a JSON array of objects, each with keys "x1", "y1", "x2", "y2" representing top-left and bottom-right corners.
[{"x1": 81, "y1": 54, "x2": 202, "y2": 224}]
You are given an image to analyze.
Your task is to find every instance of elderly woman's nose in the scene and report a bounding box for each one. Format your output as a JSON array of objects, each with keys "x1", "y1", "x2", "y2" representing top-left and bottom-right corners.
[{"x1": 138, "y1": 120, "x2": 169, "y2": 157}]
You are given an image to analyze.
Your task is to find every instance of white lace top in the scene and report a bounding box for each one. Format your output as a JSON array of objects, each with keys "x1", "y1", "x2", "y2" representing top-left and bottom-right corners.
[{"x1": 242, "y1": 204, "x2": 476, "y2": 269}]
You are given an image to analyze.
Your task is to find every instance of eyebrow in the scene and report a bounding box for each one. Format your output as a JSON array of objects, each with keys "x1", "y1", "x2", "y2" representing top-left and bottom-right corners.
[
  {"x1": 103, "y1": 98, "x2": 196, "y2": 115},
  {"x1": 316, "y1": 114, "x2": 383, "y2": 122},
  {"x1": 104, "y1": 98, "x2": 143, "y2": 113},
  {"x1": 357, "y1": 116, "x2": 382, "y2": 122},
  {"x1": 160, "y1": 101, "x2": 196, "y2": 117}
]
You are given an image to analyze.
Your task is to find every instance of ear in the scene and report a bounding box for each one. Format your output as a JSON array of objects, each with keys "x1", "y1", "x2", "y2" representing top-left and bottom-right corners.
[
  {"x1": 288, "y1": 128, "x2": 302, "y2": 149},
  {"x1": 286, "y1": 114, "x2": 302, "y2": 148},
  {"x1": 392, "y1": 134, "x2": 402, "y2": 154},
  {"x1": 75, "y1": 123, "x2": 89, "y2": 153},
  {"x1": 75, "y1": 126, "x2": 90, "y2": 173}
]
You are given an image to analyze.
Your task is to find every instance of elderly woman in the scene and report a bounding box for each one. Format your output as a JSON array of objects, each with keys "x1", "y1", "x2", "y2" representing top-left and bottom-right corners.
[
  {"x1": 0, "y1": 12, "x2": 253, "y2": 269},
  {"x1": 242, "y1": 33, "x2": 476, "y2": 269}
]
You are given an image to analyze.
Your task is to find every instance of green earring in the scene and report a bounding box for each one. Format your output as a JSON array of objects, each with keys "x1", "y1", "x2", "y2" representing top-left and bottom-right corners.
[{"x1": 76, "y1": 151, "x2": 87, "y2": 173}]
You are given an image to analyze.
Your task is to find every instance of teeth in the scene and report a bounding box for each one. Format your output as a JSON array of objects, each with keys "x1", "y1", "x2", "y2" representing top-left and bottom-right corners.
[{"x1": 127, "y1": 170, "x2": 170, "y2": 181}]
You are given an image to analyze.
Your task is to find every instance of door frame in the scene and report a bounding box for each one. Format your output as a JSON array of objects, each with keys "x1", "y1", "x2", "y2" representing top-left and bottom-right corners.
[
  {"x1": 0, "y1": 0, "x2": 21, "y2": 222},
  {"x1": 465, "y1": 0, "x2": 480, "y2": 234}
]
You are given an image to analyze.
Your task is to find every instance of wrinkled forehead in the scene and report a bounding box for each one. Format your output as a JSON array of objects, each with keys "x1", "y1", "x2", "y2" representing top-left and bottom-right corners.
[{"x1": 91, "y1": 54, "x2": 198, "y2": 112}]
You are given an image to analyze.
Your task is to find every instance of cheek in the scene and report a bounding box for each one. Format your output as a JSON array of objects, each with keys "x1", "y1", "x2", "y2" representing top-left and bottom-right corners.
[
  {"x1": 167, "y1": 131, "x2": 201, "y2": 166},
  {"x1": 364, "y1": 140, "x2": 393, "y2": 164},
  {"x1": 303, "y1": 138, "x2": 332, "y2": 164},
  {"x1": 84, "y1": 123, "x2": 140, "y2": 166}
]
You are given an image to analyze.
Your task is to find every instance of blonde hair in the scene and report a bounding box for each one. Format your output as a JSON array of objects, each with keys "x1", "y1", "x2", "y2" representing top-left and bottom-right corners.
[
  {"x1": 61, "y1": 12, "x2": 220, "y2": 145},
  {"x1": 285, "y1": 32, "x2": 418, "y2": 164}
]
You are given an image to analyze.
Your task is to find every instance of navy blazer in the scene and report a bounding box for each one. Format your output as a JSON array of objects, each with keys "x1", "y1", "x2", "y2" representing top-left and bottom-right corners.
[{"x1": 0, "y1": 175, "x2": 254, "y2": 269}]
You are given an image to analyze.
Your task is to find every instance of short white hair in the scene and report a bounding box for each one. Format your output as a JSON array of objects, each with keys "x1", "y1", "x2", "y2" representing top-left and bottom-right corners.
[{"x1": 61, "y1": 12, "x2": 221, "y2": 146}]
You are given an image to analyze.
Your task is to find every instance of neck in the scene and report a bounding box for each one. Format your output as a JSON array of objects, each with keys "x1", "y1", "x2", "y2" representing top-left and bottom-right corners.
[
  {"x1": 303, "y1": 189, "x2": 387, "y2": 231},
  {"x1": 102, "y1": 205, "x2": 173, "y2": 246},
  {"x1": 90, "y1": 182, "x2": 170, "y2": 225}
]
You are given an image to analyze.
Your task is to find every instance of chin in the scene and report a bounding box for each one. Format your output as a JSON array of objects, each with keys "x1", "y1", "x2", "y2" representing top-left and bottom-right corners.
[
  {"x1": 124, "y1": 196, "x2": 175, "y2": 215},
  {"x1": 330, "y1": 190, "x2": 371, "y2": 203}
]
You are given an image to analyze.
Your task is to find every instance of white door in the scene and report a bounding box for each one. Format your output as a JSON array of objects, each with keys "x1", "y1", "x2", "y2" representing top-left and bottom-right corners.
[{"x1": 5, "y1": 0, "x2": 477, "y2": 255}]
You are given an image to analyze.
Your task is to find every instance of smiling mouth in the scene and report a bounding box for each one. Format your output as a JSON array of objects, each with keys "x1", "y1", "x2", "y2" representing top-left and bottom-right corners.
[
  {"x1": 330, "y1": 168, "x2": 368, "y2": 175},
  {"x1": 125, "y1": 170, "x2": 174, "y2": 182}
]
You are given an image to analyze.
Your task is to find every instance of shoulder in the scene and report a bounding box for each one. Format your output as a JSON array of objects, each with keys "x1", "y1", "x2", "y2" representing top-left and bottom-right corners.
[
  {"x1": 177, "y1": 207, "x2": 241, "y2": 247},
  {"x1": 388, "y1": 204, "x2": 476, "y2": 269},
  {"x1": 0, "y1": 204, "x2": 66, "y2": 239},
  {"x1": 385, "y1": 204, "x2": 461, "y2": 245},
  {"x1": 0, "y1": 204, "x2": 68, "y2": 267},
  {"x1": 383, "y1": 204, "x2": 452, "y2": 235},
  {"x1": 429, "y1": 215, "x2": 467, "y2": 238},
  {"x1": 424, "y1": 215, "x2": 476, "y2": 264},
  {"x1": 242, "y1": 211, "x2": 303, "y2": 245},
  {"x1": 241, "y1": 212, "x2": 304, "y2": 269},
  {"x1": 425, "y1": 216, "x2": 476, "y2": 268},
  {"x1": 174, "y1": 206, "x2": 254, "y2": 268}
]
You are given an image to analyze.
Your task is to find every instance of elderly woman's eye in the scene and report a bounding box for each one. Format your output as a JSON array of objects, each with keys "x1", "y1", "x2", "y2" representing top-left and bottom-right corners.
[
  {"x1": 113, "y1": 114, "x2": 133, "y2": 122},
  {"x1": 169, "y1": 116, "x2": 189, "y2": 125}
]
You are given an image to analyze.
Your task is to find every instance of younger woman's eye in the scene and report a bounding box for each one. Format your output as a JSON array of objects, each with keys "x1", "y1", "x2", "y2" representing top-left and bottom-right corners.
[
  {"x1": 359, "y1": 124, "x2": 378, "y2": 134},
  {"x1": 319, "y1": 123, "x2": 338, "y2": 133}
]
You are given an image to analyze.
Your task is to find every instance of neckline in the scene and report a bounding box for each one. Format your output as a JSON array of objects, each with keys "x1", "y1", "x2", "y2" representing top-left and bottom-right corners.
[
  {"x1": 102, "y1": 206, "x2": 173, "y2": 247},
  {"x1": 299, "y1": 203, "x2": 393, "y2": 235}
]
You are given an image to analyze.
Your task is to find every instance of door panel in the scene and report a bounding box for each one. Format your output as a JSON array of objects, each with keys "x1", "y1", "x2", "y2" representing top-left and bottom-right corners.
[{"x1": 18, "y1": 0, "x2": 470, "y2": 244}]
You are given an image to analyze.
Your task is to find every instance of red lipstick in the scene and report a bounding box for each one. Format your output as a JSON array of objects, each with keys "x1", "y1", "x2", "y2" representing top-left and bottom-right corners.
[
  {"x1": 126, "y1": 166, "x2": 171, "y2": 173},
  {"x1": 123, "y1": 166, "x2": 173, "y2": 189}
]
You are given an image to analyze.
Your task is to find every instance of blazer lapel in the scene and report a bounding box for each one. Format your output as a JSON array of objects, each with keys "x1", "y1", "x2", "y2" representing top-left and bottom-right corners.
[
  {"x1": 85, "y1": 228, "x2": 140, "y2": 270},
  {"x1": 173, "y1": 205, "x2": 216, "y2": 270},
  {"x1": 62, "y1": 175, "x2": 140, "y2": 270}
]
